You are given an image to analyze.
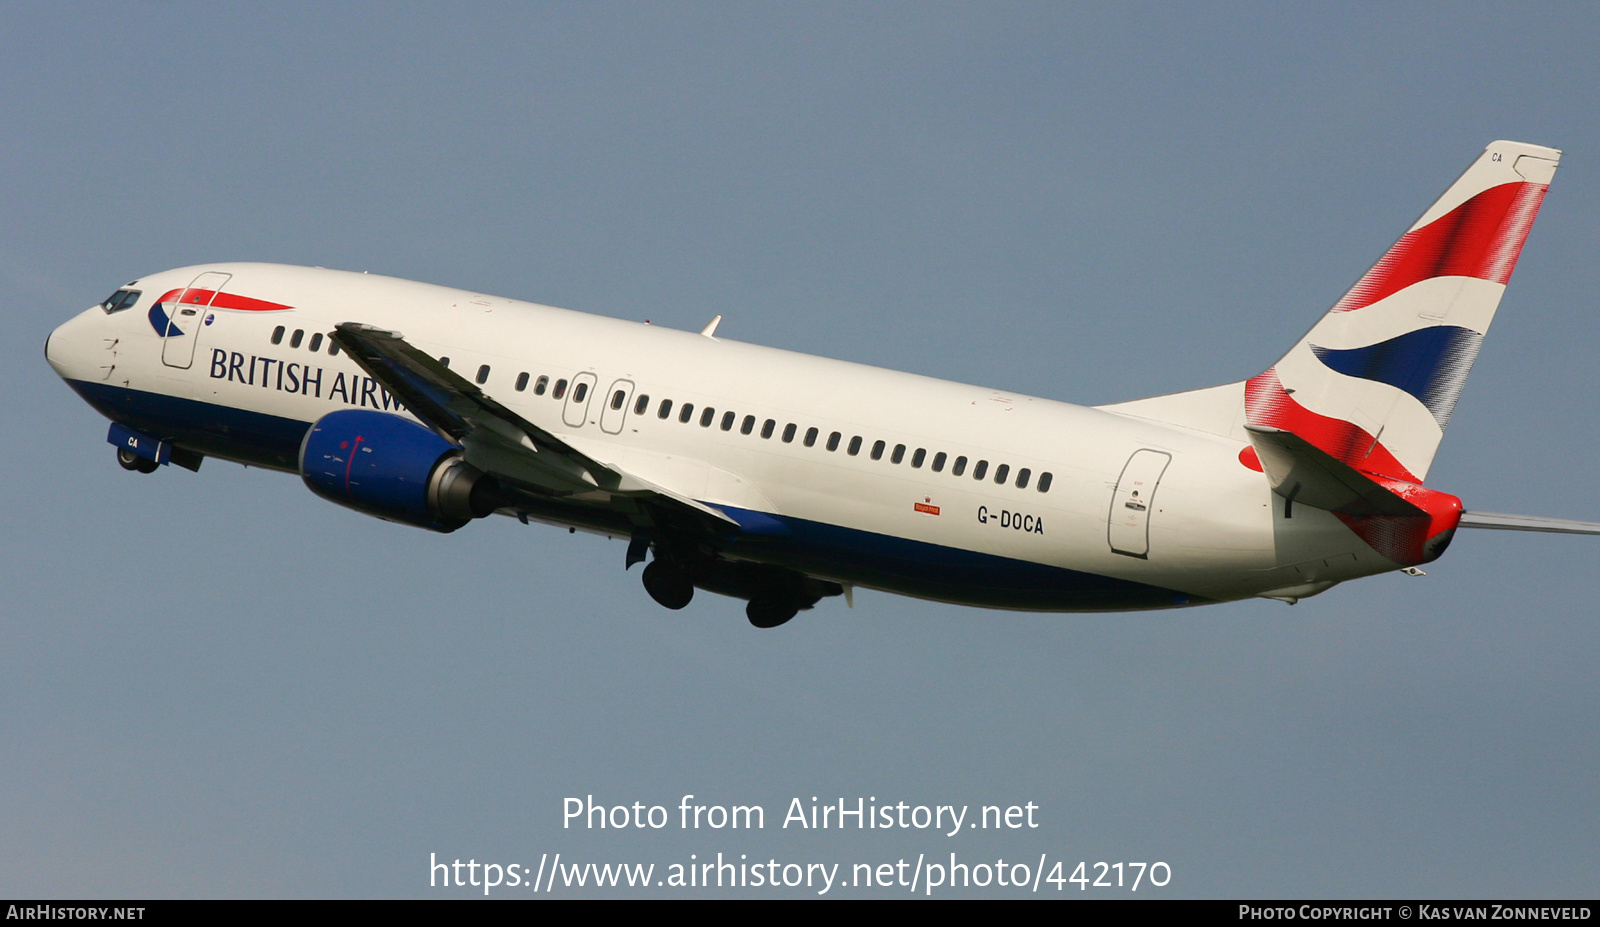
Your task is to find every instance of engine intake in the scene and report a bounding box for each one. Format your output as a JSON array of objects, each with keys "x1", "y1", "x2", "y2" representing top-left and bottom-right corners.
[{"x1": 299, "y1": 409, "x2": 500, "y2": 532}]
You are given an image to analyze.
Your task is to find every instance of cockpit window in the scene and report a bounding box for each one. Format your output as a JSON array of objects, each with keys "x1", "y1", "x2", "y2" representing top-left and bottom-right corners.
[{"x1": 100, "y1": 289, "x2": 141, "y2": 314}]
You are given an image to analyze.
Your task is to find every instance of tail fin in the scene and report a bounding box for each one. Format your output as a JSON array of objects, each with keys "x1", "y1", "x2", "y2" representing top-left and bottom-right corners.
[{"x1": 1247, "y1": 140, "x2": 1560, "y2": 482}]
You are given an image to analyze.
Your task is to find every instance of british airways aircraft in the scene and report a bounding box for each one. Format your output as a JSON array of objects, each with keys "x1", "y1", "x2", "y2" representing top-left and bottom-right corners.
[{"x1": 44, "y1": 140, "x2": 1598, "y2": 627}]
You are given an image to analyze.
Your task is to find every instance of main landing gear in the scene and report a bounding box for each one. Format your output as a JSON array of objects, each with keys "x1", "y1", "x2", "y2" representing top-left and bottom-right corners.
[
  {"x1": 642, "y1": 561, "x2": 694, "y2": 610},
  {"x1": 116, "y1": 447, "x2": 159, "y2": 474},
  {"x1": 744, "y1": 596, "x2": 801, "y2": 629},
  {"x1": 638, "y1": 548, "x2": 838, "y2": 629}
]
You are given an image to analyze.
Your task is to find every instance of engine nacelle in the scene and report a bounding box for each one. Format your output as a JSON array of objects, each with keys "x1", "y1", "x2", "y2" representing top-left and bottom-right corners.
[{"x1": 299, "y1": 409, "x2": 500, "y2": 532}]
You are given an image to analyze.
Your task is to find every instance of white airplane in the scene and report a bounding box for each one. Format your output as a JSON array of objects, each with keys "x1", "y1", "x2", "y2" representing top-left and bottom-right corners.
[{"x1": 44, "y1": 140, "x2": 1600, "y2": 627}]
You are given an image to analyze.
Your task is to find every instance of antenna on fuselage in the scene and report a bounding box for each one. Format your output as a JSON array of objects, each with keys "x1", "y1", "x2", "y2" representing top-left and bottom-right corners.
[{"x1": 700, "y1": 315, "x2": 722, "y2": 339}]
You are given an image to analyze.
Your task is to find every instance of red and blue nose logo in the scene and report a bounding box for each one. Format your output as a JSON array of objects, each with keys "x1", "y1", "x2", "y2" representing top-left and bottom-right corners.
[{"x1": 146, "y1": 288, "x2": 292, "y2": 336}]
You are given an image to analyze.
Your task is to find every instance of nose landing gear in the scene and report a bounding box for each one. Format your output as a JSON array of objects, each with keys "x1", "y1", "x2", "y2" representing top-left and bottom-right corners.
[{"x1": 116, "y1": 447, "x2": 159, "y2": 474}]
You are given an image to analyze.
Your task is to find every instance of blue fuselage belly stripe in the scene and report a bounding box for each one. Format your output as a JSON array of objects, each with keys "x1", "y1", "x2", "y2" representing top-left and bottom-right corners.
[
  {"x1": 712, "y1": 504, "x2": 1201, "y2": 611},
  {"x1": 65, "y1": 379, "x2": 312, "y2": 472},
  {"x1": 63, "y1": 380, "x2": 1198, "y2": 610}
]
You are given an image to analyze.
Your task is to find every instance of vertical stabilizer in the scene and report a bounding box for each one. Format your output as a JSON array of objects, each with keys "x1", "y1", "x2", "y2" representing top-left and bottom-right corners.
[{"x1": 1247, "y1": 140, "x2": 1559, "y2": 482}]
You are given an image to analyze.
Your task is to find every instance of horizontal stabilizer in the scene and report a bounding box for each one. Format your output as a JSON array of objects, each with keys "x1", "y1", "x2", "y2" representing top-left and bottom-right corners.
[
  {"x1": 1245, "y1": 424, "x2": 1424, "y2": 517},
  {"x1": 1458, "y1": 511, "x2": 1600, "y2": 535}
]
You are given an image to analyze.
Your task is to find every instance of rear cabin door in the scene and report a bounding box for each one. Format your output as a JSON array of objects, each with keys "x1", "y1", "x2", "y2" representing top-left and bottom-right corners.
[
  {"x1": 1108, "y1": 449, "x2": 1171, "y2": 559},
  {"x1": 160, "y1": 271, "x2": 232, "y2": 369}
]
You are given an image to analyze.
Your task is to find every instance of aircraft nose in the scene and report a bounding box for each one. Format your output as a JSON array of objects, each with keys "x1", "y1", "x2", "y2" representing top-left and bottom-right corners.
[
  {"x1": 44, "y1": 319, "x2": 66, "y2": 374},
  {"x1": 45, "y1": 307, "x2": 103, "y2": 381}
]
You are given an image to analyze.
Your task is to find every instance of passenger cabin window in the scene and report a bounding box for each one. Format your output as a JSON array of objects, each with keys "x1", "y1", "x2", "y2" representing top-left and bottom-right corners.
[
  {"x1": 271, "y1": 325, "x2": 285, "y2": 345},
  {"x1": 973, "y1": 460, "x2": 989, "y2": 481},
  {"x1": 891, "y1": 444, "x2": 906, "y2": 464},
  {"x1": 782, "y1": 423, "x2": 797, "y2": 443},
  {"x1": 911, "y1": 448, "x2": 925, "y2": 468},
  {"x1": 952, "y1": 456, "x2": 967, "y2": 476},
  {"x1": 826, "y1": 432, "x2": 841, "y2": 452},
  {"x1": 679, "y1": 403, "x2": 695, "y2": 423},
  {"x1": 804, "y1": 427, "x2": 818, "y2": 447},
  {"x1": 721, "y1": 411, "x2": 735, "y2": 431},
  {"x1": 308, "y1": 333, "x2": 323, "y2": 352},
  {"x1": 476, "y1": 365, "x2": 491, "y2": 385},
  {"x1": 994, "y1": 463, "x2": 1010, "y2": 484},
  {"x1": 553, "y1": 379, "x2": 568, "y2": 399},
  {"x1": 611, "y1": 389, "x2": 626, "y2": 410},
  {"x1": 290, "y1": 330, "x2": 304, "y2": 348},
  {"x1": 534, "y1": 375, "x2": 548, "y2": 395},
  {"x1": 700, "y1": 407, "x2": 715, "y2": 427},
  {"x1": 438, "y1": 356, "x2": 449, "y2": 367},
  {"x1": 100, "y1": 289, "x2": 141, "y2": 314},
  {"x1": 652, "y1": 397, "x2": 668, "y2": 418},
  {"x1": 572, "y1": 382, "x2": 588, "y2": 403},
  {"x1": 870, "y1": 440, "x2": 885, "y2": 461},
  {"x1": 740, "y1": 415, "x2": 755, "y2": 435},
  {"x1": 1037, "y1": 472, "x2": 1053, "y2": 493},
  {"x1": 848, "y1": 436, "x2": 862, "y2": 456},
  {"x1": 760, "y1": 419, "x2": 775, "y2": 439},
  {"x1": 328, "y1": 341, "x2": 340, "y2": 356},
  {"x1": 636, "y1": 394, "x2": 651, "y2": 415},
  {"x1": 516, "y1": 372, "x2": 530, "y2": 391},
  {"x1": 932, "y1": 451, "x2": 946, "y2": 472},
  {"x1": 1016, "y1": 468, "x2": 1031, "y2": 489}
]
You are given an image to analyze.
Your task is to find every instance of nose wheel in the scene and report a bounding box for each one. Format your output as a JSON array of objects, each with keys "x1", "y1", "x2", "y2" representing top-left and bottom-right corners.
[{"x1": 117, "y1": 447, "x2": 159, "y2": 474}]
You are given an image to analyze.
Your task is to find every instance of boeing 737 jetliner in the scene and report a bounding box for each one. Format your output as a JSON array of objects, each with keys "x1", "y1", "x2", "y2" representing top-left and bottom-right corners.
[{"x1": 44, "y1": 141, "x2": 1599, "y2": 627}]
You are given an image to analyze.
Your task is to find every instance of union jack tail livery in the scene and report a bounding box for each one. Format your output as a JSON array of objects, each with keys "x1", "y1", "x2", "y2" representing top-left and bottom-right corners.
[{"x1": 1248, "y1": 140, "x2": 1560, "y2": 483}]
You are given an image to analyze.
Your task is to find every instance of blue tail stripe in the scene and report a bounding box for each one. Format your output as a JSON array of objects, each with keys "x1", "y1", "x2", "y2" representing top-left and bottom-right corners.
[{"x1": 1310, "y1": 325, "x2": 1483, "y2": 428}]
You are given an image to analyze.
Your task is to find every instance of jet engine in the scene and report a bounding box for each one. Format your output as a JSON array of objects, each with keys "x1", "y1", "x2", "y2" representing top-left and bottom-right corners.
[{"x1": 299, "y1": 409, "x2": 501, "y2": 532}]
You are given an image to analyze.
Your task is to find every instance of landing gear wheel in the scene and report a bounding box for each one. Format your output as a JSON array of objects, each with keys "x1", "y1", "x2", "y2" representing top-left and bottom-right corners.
[
  {"x1": 117, "y1": 448, "x2": 159, "y2": 474},
  {"x1": 642, "y1": 561, "x2": 694, "y2": 610},
  {"x1": 746, "y1": 597, "x2": 799, "y2": 629}
]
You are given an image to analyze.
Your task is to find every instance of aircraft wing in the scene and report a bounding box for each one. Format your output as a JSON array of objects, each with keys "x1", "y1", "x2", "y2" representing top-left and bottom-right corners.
[{"x1": 329, "y1": 322, "x2": 738, "y2": 531}]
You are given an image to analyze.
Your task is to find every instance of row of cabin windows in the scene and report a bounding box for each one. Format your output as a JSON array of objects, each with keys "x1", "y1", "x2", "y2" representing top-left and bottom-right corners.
[
  {"x1": 460, "y1": 364, "x2": 580, "y2": 401},
  {"x1": 270, "y1": 326, "x2": 341, "y2": 356},
  {"x1": 292, "y1": 345, "x2": 1055, "y2": 495},
  {"x1": 627, "y1": 395, "x2": 1053, "y2": 493}
]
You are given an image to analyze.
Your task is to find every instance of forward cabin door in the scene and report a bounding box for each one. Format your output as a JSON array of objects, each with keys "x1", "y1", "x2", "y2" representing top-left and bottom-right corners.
[
  {"x1": 1108, "y1": 449, "x2": 1171, "y2": 559},
  {"x1": 160, "y1": 271, "x2": 232, "y2": 369}
]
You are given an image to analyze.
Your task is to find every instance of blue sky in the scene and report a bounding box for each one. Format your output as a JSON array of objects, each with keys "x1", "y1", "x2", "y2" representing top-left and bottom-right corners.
[{"x1": 3, "y1": 3, "x2": 1597, "y2": 897}]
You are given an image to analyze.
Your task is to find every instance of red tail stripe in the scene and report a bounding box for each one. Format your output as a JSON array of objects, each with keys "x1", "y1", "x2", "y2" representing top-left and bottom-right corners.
[
  {"x1": 1332, "y1": 181, "x2": 1547, "y2": 313},
  {"x1": 1245, "y1": 369, "x2": 1419, "y2": 483},
  {"x1": 1334, "y1": 479, "x2": 1462, "y2": 566}
]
